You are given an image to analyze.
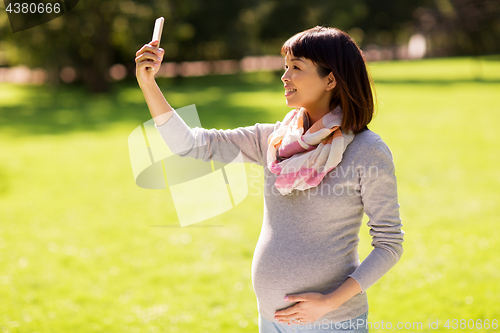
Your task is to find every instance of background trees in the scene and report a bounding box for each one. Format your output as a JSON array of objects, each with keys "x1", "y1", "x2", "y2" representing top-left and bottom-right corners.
[{"x1": 1, "y1": 0, "x2": 498, "y2": 92}]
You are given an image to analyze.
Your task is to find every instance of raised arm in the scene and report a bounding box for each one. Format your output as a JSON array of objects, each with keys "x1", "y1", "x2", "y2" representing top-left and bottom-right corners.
[
  {"x1": 135, "y1": 39, "x2": 277, "y2": 166},
  {"x1": 154, "y1": 109, "x2": 275, "y2": 166},
  {"x1": 135, "y1": 39, "x2": 174, "y2": 127}
]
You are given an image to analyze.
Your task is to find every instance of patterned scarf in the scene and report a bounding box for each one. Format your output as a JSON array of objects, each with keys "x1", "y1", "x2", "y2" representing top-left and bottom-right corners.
[{"x1": 267, "y1": 105, "x2": 355, "y2": 195}]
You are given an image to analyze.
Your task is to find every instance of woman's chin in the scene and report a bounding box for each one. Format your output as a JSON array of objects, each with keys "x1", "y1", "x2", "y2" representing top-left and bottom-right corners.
[{"x1": 285, "y1": 99, "x2": 298, "y2": 108}]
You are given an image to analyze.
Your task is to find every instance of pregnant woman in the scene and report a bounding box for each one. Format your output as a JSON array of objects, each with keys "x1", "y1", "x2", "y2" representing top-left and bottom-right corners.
[{"x1": 135, "y1": 26, "x2": 404, "y2": 333}]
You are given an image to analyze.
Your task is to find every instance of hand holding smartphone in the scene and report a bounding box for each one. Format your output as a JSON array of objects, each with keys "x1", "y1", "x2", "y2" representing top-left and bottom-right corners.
[
  {"x1": 135, "y1": 17, "x2": 165, "y2": 84},
  {"x1": 147, "y1": 17, "x2": 164, "y2": 72}
]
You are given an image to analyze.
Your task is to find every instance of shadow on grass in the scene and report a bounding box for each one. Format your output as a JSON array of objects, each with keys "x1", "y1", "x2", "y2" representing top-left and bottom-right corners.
[
  {"x1": 2, "y1": 69, "x2": 498, "y2": 136},
  {"x1": 0, "y1": 71, "x2": 285, "y2": 136}
]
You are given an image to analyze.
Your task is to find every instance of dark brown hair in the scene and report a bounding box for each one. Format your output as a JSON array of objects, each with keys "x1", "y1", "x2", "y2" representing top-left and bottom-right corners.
[{"x1": 281, "y1": 26, "x2": 376, "y2": 134}]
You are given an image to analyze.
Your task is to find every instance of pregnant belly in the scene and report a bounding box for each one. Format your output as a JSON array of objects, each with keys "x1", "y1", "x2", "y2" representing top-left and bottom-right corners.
[
  {"x1": 251, "y1": 236, "x2": 361, "y2": 323},
  {"x1": 251, "y1": 232, "x2": 359, "y2": 291}
]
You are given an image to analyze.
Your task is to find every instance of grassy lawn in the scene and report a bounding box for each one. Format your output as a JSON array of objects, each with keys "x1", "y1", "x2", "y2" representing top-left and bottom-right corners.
[{"x1": 0, "y1": 55, "x2": 499, "y2": 332}]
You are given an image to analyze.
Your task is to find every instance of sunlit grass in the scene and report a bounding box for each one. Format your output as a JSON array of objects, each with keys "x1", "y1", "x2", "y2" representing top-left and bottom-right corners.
[{"x1": 0, "y1": 55, "x2": 499, "y2": 332}]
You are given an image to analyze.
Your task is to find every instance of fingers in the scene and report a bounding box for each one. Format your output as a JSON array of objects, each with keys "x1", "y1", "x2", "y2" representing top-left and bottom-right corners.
[
  {"x1": 135, "y1": 51, "x2": 161, "y2": 64},
  {"x1": 136, "y1": 60, "x2": 159, "y2": 71},
  {"x1": 135, "y1": 54, "x2": 159, "y2": 72},
  {"x1": 135, "y1": 42, "x2": 165, "y2": 77},
  {"x1": 274, "y1": 305, "x2": 303, "y2": 324},
  {"x1": 135, "y1": 44, "x2": 164, "y2": 67},
  {"x1": 136, "y1": 59, "x2": 159, "y2": 73},
  {"x1": 135, "y1": 57, "x2": 159, "y2": 73},
  {"x1": 135, "y1": 43, "x2": 163, "y2": 58},
  {"x1": 275, "y1": 311, "x2": 300, "y2": 323}
]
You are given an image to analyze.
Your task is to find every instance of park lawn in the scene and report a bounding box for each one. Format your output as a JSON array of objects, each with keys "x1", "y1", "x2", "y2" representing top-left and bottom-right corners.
[{"x1": 0, "y1": 55, "x2": 499, "y2": 332}]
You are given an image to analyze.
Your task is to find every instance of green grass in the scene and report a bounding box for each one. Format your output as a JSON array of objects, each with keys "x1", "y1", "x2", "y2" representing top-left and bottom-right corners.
[{"x1": 0, "y1": 55, "x2": 499, "y2": 332}]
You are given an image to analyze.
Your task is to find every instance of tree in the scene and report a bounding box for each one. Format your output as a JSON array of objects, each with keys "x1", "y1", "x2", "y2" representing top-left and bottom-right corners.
[
  {"x1": 413, "y1": 0, "x2": 500, "y2": 57},
  {"x1": 2, "y1": 0, "x2": 496, "y2": 94},
  {"x1": 0, "y1": 0, "x2": 171, "y2": 93}
]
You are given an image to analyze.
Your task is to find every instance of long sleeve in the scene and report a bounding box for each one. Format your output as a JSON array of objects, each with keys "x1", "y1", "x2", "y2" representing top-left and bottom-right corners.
[
  {"x1": 347, "y1": 138, "x2": 405, "y2": 293},
  {"x1": 154, "y1": 109, "x2": 276, "y2": 167}
]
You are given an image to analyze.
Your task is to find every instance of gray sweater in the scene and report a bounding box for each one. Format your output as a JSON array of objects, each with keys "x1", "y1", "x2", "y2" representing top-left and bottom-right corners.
[{"x1": 155, "y1": 109, "x2": 405, "y2": 323}]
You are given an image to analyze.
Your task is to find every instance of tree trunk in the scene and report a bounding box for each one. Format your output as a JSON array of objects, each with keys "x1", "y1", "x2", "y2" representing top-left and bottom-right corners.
[
  {"x1": 45, "y1": 63, "x2": 61, "y2": 87},
  {"x1": 82, "y1": 14, "x2": 113, "y2": 94}
]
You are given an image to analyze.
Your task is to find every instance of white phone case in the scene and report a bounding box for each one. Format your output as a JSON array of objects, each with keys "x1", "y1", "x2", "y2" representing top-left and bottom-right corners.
[{"x1": 152, "y1": 17, "x2": 164, "y2": 45}]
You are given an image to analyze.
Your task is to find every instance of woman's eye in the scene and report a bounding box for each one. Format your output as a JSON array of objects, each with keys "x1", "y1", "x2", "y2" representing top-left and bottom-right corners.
[{"x1": 294, "y1": 66, "x2": 300, "y2": 70}]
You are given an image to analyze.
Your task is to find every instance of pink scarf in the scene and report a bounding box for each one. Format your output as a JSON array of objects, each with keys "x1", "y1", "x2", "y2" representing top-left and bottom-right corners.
[{"x1": 267, "y1": 105, "x2": 355, "y2": 195}]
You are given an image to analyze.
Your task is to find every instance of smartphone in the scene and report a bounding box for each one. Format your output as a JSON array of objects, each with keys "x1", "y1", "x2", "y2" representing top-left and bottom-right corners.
[
  {"x1": 147, "y1": 17, "x2": 164, "y2": 72},
  {"x1": 152, "y1": 17, "x2": 164, "y2": 45}
]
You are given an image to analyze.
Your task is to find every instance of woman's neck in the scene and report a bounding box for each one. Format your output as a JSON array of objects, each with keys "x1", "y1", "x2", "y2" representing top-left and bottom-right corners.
[{"x1": 303, "y1": 103, "x2": 337, "y2": 126}]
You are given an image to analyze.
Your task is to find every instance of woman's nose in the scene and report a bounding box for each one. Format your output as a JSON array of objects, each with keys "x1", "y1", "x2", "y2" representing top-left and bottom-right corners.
[{"x1": 281, "y1": 71, "x2": 289, "y2": 83}]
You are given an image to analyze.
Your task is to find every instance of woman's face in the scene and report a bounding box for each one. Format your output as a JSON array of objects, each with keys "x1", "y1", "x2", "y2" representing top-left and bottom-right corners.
[{"x1": 281, "y1": 52, "x2": 335, "y2": 112}]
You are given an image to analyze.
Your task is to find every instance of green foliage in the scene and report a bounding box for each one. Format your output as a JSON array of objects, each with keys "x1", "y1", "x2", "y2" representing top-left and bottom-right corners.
[
  {"x1": 2, "y1": 0, "x2": 499, "y2": 93},
  {"x1": 413, "y1": 0, "x2": 500, "y2": 56},
  {"x1": 0, "y1": 0, "x2": 436, "y2": 92},
  {"x1": 0, "y1": 56, "x2": 499, "y2": 332}
]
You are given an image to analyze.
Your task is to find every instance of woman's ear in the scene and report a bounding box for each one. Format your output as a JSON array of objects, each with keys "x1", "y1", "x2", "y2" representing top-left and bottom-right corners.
[{"x1": 326, "y1": 72, "x2": 336, "y2": 90}]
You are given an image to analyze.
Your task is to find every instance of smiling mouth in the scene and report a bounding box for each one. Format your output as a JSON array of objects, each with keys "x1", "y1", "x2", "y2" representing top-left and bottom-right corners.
[{"x1": 285, "y1": 88, "x2": 297, "y2": 96}]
